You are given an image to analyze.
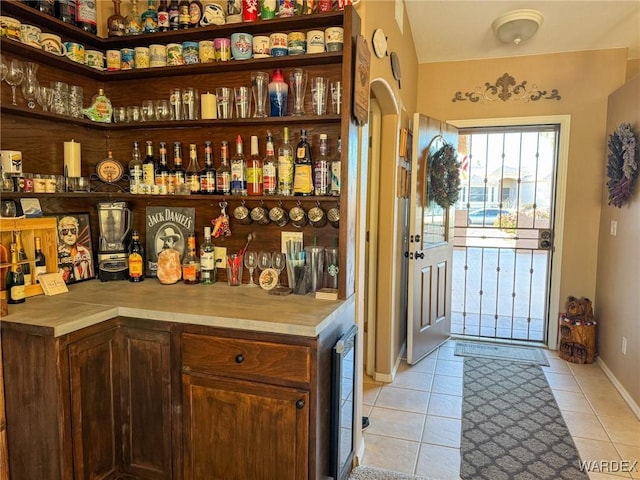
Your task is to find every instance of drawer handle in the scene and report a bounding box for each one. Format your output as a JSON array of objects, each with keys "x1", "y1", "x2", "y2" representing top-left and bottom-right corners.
[
  {"x1": 296, "y1": 399, "x2": 305, "y2": 409},
  {"x1": 235, "y1": 354, "x2": 244, "y2": 364}
]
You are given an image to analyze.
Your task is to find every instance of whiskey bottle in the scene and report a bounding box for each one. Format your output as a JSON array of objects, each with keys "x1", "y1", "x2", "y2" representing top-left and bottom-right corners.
[
  {"x1": 157, "y1": 0, "x2": 169, "y2": 31},
  {"x1": 186, "y1": 144, "x2": 201, "y2": 193},
  {"x1": 200, "y1": 140, "x2": 217, "y2": 194},
  {"x1": 293, "y1": 129, "x2": 314, "y2": 196},
  {"x1": 128, "y1": 141, "x2": 143, "y2": 194},
  {"x1": 107, "y1": 0, "x2": 126, "y2": 37},
  {"x1": 125, "y1": 0, "x2": 143, "y2": 35},
  {"x1": 75, "y1": 0, "x2": 98, "y2": 34},
  {"x1": 314, "y1": 133, "x2": 330, "y2": 196},
  {"x1": 263, "y1": 131, "x2": 277, "y2": 195},
  {"x1": 155, "y1": 142, "x2": 171, "y2": 192},
  {"x1": 330, "y1": 136, "x2": 341, "y2": 196},
  {"x1": 230, "y1": 135, "x2": 247, "y2": 196},
  {"x1": 34, "y1": 236, "x2": 47, "y2": 281},
  {"x1": 142, "y1": 140, "x2": 156, "y2": 187},
  {"x1": 141, "y1": 0, "x2": 159, "y2": 33},
  {"x1": 13, "y1": 231, "x2": 31, "y2": 286},
  {"x1": 182, "y1": 233, "x2": 200, "y2": 284},
  {"x1": 170, "y1": 142, "x2": 186, "y2": 190},
  {"x1": 247, "y1": 136, "x2": 263, "y2": 196},
  {"x1": 55, "y1": 0, "x2": 76, "y2": 25},
  {"x1": 128, "y1": 230, "x2": 145, "y2": 282},
  {"x1": 199, "y1": 226, "x2": 216, "y2": 284},
  {"x1": 277, "y1": 127, "x2": 294, "y2": 196},
  {"x1": 6, "y1": 243, "x2": 25, "y2": 304},
  {"x1": 216, "y1": 140, "x2": 231, "y2": 195}
]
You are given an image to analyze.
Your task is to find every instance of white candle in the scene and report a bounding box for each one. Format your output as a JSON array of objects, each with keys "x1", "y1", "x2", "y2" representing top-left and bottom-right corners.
[
  {"x1": 64, "y1": 140, "x2": 81, "y2": 177},
  {"x1": 201, "y1": 92, "x2": 217, "y2": 120}
]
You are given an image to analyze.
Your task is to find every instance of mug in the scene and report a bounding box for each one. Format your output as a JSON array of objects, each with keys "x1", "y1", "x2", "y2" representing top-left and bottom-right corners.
[
  {"x1": 167, "y1": 43, "x2": 184, "y2": 66},
  {"x1": 325, "y1": 26, "x2": 344, "y2": 51},
  {"x1": 233, "y1": 203, "x2": 252, "y2": 224},
  {"x1": 106, "y1": 49, "x2": 122, "y2": 71},
  {"x1": 182, "y1": 41, "x2": 199, "y2": 64},
  {"x1": 0, "y1": 16, "x2": 21, "y2": 42},
  {"x1": 199, "y1": 40, "x2": 215, "y2": 63},
  {"x1": 287, "y1": 31, "x2": 306, "y2": 56},
  {"x1": 0, "y1": 150, "x2": 22, "y2": 174},
  {"x1": 269, "y1": 32, "x2": 288, "y2": 57},
  {"x1": 201, "y1": 1, "x2": 226, "y2": 25},
  {"x1": 85, "y1": 50, "x2": 104, "y2": 70},
  {"x1": 120, "y1": 47, "x2": 135, "y2": 69},
  {"x1": 20, "y1": 24, "x2": 41, "y2": 48},
  {"x1": 40, "y1": 33, "x2": 66, "y2": 56},
  {"x1": 149, "y1": 44, "x2": 167, "y2": 67},
  {"x1": 306, "y1": 30, "x2": 325, "y2": 54},
  {"x1": 289, "y1": 205, "x2": 308, "y2": 228},
  {"x1": 269, "y1": 204, "x2": 289, "y2": 227},
  {"x1": 308, "y1": 204, "x2": 327, "y2": 227},
  {"x1": 327, "y1": 205, "x2": 340, "y2": 227},
  {"x1": 230, "y1": 33, "x2": 253, "y2": 60},
  {"x1": 260, "y1": 0, "x2": 277, "y2": 19},
  {"x1": 214, "y1": 38, "x2": 231, "y2": 62},
  {"x1": 64, "y1": 42, "x2": 85, "y2": 64},
  {"x1": 252, "y1": 35, "x2": 270, "y2": 58},
  {"x1": 134, "y1": 46, "x2": 150, "y2": 68},
  {"x1": 250, "y1": 205, "x2": 270, "y2": 225}
]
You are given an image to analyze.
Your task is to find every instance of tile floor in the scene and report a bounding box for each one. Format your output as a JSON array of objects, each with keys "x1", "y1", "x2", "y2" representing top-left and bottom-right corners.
[{"x1": 360, "y1": 339, "x2": 640, "y2": 480}]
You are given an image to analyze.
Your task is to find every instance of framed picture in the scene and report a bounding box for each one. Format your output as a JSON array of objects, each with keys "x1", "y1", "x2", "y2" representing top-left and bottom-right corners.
[{"x1": 52, "y1": 213, "x2": 95, "y2": 284}]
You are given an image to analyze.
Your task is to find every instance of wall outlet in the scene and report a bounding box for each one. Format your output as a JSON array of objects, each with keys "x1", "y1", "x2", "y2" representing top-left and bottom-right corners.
[
  {"x1": 622, "y1": 336, "x2": 627, "y2": 355},
  {"x1": 610, "y1": 220, "x2": 617, "y2": 236},
  {"x1": 214, "y1": 247, "x2": 227, "y2": 268}
]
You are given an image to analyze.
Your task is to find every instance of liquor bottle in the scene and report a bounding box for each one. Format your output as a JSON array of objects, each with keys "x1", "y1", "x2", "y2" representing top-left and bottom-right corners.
[
  {"x1": 34, "y1": 236, "x2": 47, "y2": 281},
  {"x1": 56, "y1": 0, "x2": 76, "y2": 25},
  {"x1": 168, "y1": 0, "x2": 180, "y2": 30},
  {"x1": 75, "y1": 0, "x2": 98, "y2": 34},
  {"x1": 6, "y1": 244, "x2": 25, "y2": 304},
  {"x1": 142, "y1": 140, "x2": 156, "y2": 187},
  {"x1": 231, "y1": 135, "x2": 247, "y2": 196},
  {"x1": 216, "y1": 140, "x2": 231, "y2": 196},
  {"x1": 155, "y1": 141, "x2": 171, "y2": 193},
  {"x1": 199, "y1": 226, "x2": 216, "y2": 284},
  {"x1": 188, "y1": 0, "x2": 203, "y2": 28},
  {"x1": 107, "y1": 0, "x2": 126, "y2": 36},
  {"x1": 186, "y1": 144, "x2": 201, "y2": 193},
  {"x1": 178, "y1": 0, "x2": 190, "y2": 29},
  {"x1": 263, "y1": 131, "x2": 277, "y2": 195},
  {"x1": 125, "y1": 0, "x2": 143, "y2": 35},
  {"x1": 247, "y1": 136, "x2": 263, "y2": 196},
  {"x1": 141, "y1": 0, "x2": 159, "y2": 33},
  {"x1": 330, "y1": 136, "x2": 341, "y2": 196},
  {"x1": 293, "y1": 129, "x2": 314, "y2": 196},
  {"x1": 128, "y1": 230, "x2": 145, "y2": 282},
  {"x1": 182, "y1": 233, "x2": 200, "y2": 284},
  {"x1": 34, "y1": 0, "x2": 55, "y2": 16},
  {"x1": 170, "y1": 142, "x2": 186, "y2": 190},
  {"x1": 277, "y1": 127, "x2": 294, "y2": 196},
  {"x1": 128, "y1": 141, "x2": 143, "y2": 194},
  {"x1": 157, "y1": 0, "x2": 169, "y2": 31},
  {"x1": 13, "y1": 231, "x2": 32, "y2": 287},
  {"x1": 200, "y1": 140, "x2": 217, "y2": 194},
  {"x1": 314, "y1": 133, "x2": 330, "y2": 196}
]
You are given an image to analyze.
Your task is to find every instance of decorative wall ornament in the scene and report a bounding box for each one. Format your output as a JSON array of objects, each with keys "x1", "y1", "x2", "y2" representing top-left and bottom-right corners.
[
  {"x1": 607, "y1": 122, "x2": 639, "y2": 208},
  {"x1": 451, "y1": 73, "x2": 561, "y2": 103}
]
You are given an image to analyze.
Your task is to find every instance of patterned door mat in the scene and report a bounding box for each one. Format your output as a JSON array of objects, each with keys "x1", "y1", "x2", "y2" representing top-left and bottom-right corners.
[{"x1": 455, "y1": 341, "x2": 550, "y2": 366}]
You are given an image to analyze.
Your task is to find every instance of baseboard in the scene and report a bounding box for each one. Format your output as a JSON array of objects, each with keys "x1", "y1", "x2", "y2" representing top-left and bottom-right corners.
[
  {"x1": 354, "y1": 437, "x2": 366, "y2": 467},
  {"x1": 597, "y1": 357, "x2": 640, "y2": 420},
  {"x1": 371, "y1": 343, "x2": 404, "y2": 383}
]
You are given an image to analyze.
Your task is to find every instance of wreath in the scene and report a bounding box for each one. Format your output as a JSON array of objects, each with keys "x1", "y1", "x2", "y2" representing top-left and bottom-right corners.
[
  {"x1": 607, "y1": 122, "x2": 639, "y2": 208},
  {"x1": 428, "y1": 142, "x2": 461, "y2": 208}
]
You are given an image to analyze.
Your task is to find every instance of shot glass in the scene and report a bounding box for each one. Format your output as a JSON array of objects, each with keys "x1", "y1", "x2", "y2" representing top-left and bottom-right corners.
[
  {"x1": 234, "y1": 86, "x2": 251, "y2": 119},
  {"x1": 155, "y1": 99, "x2": 171, "y2": 120},
  {"x1": 310, "y1": 77, "x2": 328, "y2": 115},
  {"x1": 127, "y1": 105, "x2": 140, "y2": 122},
  {"x1": 227, "y1": 253, "x2": 243, "y2": 286},
  {"x1": 216, "y1": 87, "x2": 233, "y2": 119},
  {"x1": 113, "y1": 106, "x2": 127, "y2": 122},
  {"x1": 330, "y1": 80, "x2": 342, "y2": 114}
]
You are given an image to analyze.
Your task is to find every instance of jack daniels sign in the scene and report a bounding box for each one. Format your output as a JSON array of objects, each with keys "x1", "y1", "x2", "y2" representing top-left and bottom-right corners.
[{"x1": 145, "y1": 206, "x2": 195, "y2": 277}]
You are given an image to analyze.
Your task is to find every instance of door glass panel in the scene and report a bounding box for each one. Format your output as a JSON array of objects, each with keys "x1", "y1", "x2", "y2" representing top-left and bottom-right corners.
[{"x1": 423, "y1": 200, "x2": 445, "y2": 247}]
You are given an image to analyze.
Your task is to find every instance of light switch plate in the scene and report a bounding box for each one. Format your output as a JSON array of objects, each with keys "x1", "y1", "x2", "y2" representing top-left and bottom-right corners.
[{"x1": 610, "y1": 220, "x2": 617, "y2": 236}]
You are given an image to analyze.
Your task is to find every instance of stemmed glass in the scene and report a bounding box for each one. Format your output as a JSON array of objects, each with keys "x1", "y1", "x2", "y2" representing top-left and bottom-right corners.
[
  {"x1": 37, "y1": 85, "x2": 53, "y2": 112},
  {"x1": 272, "y1": 252, "x2": 286, "y2": 288},
  {"x1": 5, "y1": 60, "x2": 24, "y2": 106},
  {"x1": 0, "y1": 55, "x2": 8, "y2": 83},
  {"x1": 257, "y1": 251, "x2": 272, "y2": 272},
  {"x1": 244, "y1": 250, "x2": 258, "y2": 287}
]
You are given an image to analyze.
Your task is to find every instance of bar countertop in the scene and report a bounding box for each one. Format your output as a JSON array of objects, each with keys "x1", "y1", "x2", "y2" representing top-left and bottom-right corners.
[{"x1": 1, "y1": 280, "x2": 353, "y2": 338}]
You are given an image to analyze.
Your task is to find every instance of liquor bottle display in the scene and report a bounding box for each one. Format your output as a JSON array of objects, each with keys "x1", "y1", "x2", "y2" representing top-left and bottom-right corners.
[
  {"x1": 262, "y1": 131, "x2": 277, "y2": 195},
  {"x1": 128, "y1": 230, "x2": 145, "y2": 282},
  {"x1": 182, "y1": 233, "x2": 200, "y2": 284},
  {"x1": 6, "y1": 243, "x2": 26, "y2": 304},
  {"x1": 128, "y1": 141, "x2": 143, "y2": 194},
  {"x1": 293, "y1": 129, "x2": 314, "y2": 196},
  {"x1": 330, "y1": 136, "x2": 342, "y2": 196},
  {"x1": 75, "y1": 0, "x2": 98, "y2": 34},
  {"x1": 199, "y1": 226, "x2": 216, "y2": 284},
  {"x1": 186, "y1": 144, "x2": 201, "y2": 193},
  {"x1": 34, "y1": 236, "x2": 47, "y2": 281},
  {"x1": 314, "y1": 133, "x2": 330, "y2": 196},
  {"x1": 247, "y1": 136, "x2": 263, "y2": 196},
  {"x1": 141, "y1": 0, "x2": 159, "y2": 33},
  {"x1": 13, "y1": 231, "x2": 31, "y2": 286},
  {"x1": 125, "y1": 0, "x2": 143, "y2": 35},
  {"x1": 55, "y1": 0, "x2": 76, "y2": 25},
  {"x1": 216, "y1": 140, "x2": 231, "y2": 195},
  {"x1": 231, "y1": 135, "x2": 247, "y2": 196},
  {"x1": 142, "y1": 140, "x2": 156, "y2": 187},
  {"x1": 277, "y1": 126, "x2": 294, "y2": 196},
  {"x1": 200, "y1": 140, "x2": 216, "y2": 194}
]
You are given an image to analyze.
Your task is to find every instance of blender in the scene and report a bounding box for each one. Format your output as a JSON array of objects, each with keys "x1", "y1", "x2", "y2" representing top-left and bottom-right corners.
[{"x1": 97, "y1": 201, "x2": 131, "y2": 281}]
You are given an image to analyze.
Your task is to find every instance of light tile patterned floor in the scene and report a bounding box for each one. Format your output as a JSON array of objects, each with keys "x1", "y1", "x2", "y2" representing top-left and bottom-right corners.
[{"x1": 361, "y1": 340, "x2": 640, "y2": 480}]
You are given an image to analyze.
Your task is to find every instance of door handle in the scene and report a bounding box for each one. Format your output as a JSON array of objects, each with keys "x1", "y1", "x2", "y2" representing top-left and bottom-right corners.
[{"x1": 415, "y1": 252, "x2": 424, "y2": 259}]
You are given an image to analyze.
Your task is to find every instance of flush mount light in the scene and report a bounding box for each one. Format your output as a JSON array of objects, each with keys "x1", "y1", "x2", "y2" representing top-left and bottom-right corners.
[{"x1": 492, "y1": 9, "x2": 543, "y2": 45}]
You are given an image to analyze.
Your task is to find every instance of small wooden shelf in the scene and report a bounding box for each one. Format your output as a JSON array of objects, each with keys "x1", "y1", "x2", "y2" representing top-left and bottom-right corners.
[{"x1": 1, "y1": 192, "x2": 341, "y2": 202}]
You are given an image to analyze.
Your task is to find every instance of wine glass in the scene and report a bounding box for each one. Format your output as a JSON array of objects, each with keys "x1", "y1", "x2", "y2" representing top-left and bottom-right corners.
[
  {"x1": 37, "y1": 85, "x2": 53, "y2": 112},
  {"x1": 272, "y1": 252, "x2": 286, "y2": 288},
  {"x1": 0, "y1": 55, "x2": 8, "y2": 83},
  {"x1": 244, "y1": 250, "x2": 258, "y2": 287},
  {"x1": 5, "y1": 60, "x2": 24, "y2": 106},
  {"x1": 257, "y1": 251, "x2": 272, "y2": 272}
]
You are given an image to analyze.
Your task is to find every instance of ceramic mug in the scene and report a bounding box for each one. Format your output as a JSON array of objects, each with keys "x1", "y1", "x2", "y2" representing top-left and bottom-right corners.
[
  {"x1": 134, "y1": 46, "x2": 150, "y2": 68},
  {"x1": 287, "y1": 31, "x2": 306, "y2": 56},
  {"x1": 106, "y1": 49, "x2": 122, "y2": 71},
  {"x1": 269, "y1": 32, "x2": 288, "y2": 56},
  {"x1": 120, "y1": 47, "x2": 135, "y2": 69},
  {"x1": 149, "y1": 44, "x2": 167, "y2": 67},
  {"x1": 214, "y1": 37, "x2": 231, "y2": 62},
  {"x1": 306, "y1": 30, "x2": 325, "y2": 54},
  {"x1": 200, "y1": 0, "x2": 226, "y2": 25},
  {"x1": 0, "y1": 16, "x2": 21, "y2": 42},
  {"x1": 85, "y1": 49, "x2": 105, "y2": 70},
  {"x1": 199, "y1": 40, "x2": 215, "y2": 63},
  {"x1": 182, "y1": 41, "x2": 199, "y2": 64},
  {"x1": 166, "y1": 43, "x2": 184, "y2": 66},
  {"x1": 64, "y1": 41, "x2": 85, "y2": 64},
  {"x1": 230, "y1": 33, "x2": 253, "y2": 60},
  {"x1": 20, "y1": 24, "x2": 41, "y2": 48},
  {"x1": 252, "y1": 35, "x2": 270, "y2": 58},
  {"x1": 40, "y1": 33, "x2": 66, "y2": 56},
  {"x1": 325, "y1": 26, "x2": 344, "y2": 52}
]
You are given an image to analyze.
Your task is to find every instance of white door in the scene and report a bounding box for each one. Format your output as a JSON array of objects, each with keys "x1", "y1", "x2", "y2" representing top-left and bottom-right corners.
[{"x1": 406, "y1": 114, "x2": 458, "y2": 364}]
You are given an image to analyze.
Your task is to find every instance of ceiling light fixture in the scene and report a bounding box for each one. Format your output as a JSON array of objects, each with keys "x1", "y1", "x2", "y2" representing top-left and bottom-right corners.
[{"x1": 492, "y1": 9, "x2": 544, "y2": 45}]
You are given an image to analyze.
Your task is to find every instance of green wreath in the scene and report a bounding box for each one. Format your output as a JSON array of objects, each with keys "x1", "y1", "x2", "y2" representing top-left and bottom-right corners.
[
  {"x1": 607, "y1": 122, "x2": 639, "y2": 208},
  {"x1": 428, "y1": 142, "x2": 461, "y2": 208}
]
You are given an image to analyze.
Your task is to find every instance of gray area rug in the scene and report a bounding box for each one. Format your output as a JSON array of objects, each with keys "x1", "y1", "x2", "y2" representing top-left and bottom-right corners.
[
  {"x1": 348, "y1": 466, "x2": 433, "y2": 480},
  {"x1": 455, "y1": 341, "x2": 550, "y2": 366},
  {"x1": 461, "y1": 357, "x2": 588, "y2": 480}
]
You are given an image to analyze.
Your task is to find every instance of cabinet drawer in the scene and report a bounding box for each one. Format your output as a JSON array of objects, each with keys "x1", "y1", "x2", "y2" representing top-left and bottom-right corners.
[{"x1": 182, "y1": 333, "x2": 311, "y2": 385}]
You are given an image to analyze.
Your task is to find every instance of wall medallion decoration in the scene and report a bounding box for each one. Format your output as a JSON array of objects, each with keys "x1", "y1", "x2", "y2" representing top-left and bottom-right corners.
[
  {"x1": 451, "y1": 73, "x2": 561, "y2": 103},
  {"x1": 607, "y1": 122, "x2": 639, "y2": 208}
]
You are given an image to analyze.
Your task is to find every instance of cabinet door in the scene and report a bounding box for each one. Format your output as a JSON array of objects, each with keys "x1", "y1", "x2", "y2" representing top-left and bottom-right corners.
[
  {"x1": 68, "y1": 328, "x2": 121, "y2": 480},
  {"x1": 121, "y1": 327, "x2": 172, "y2": 479},
  {"x1": 183, "y1": 374, "x2": 309, "y2": 480}
]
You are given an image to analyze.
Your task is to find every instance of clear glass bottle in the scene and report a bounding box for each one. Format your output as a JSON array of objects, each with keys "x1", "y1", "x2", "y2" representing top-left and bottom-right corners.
[
  {"x1": 216, "y1": 140, "x2": 231, "y2": 195},
  {"x1": 199, "y1": 226, "x2": 216, "y2": 284},
  {"x1": 155, "y1": 141, "x2": 171, "y2": 192},
  {"x1": 247, "y1": 136, "x2": 263, "y2": 196},
  {"x1": 75, "y1": 0, "x2": 98, "y2": 34},
  {"x1": 186, "y1": 144, "x2": 201, "y2": 193},
  {"x1": 6, "y1": 243, "x2": 25, "y2": 304},
  {"x1": 125, "y1": 0, "x2": 143, "y2": 35},
  {"x1": 293, "y1": 129, "x2": 314, "y2": 196},
  {"x1": 277, "y1": 126, "x2": 294, "y2": 196},
  {"x1": 128, "y1": 230, "x2": 145, "y2": 282},
  {"x1": 141, "y1": 0, "x2": 159, "y2": 33},
  {"x1": 231, "y1": 135, "x2": 247, "y2": 196},
  {"x1": 143, "y1": 140, "x2": 156, "y2": 187},
  {"x1": 128, "y1": 141, "x2": 143, "y2": 194},
  {"x1": 200, "y1": 140, "x2": 216, "y2": 194},
  {"x1": 314, "y1": 133, "x2": 330, "y2": 196},
  {"x1": 262, "y1": 131, "x2": 277, "y2": 195},
  {"x1": 34, "y1": 236, "x2": 47, "y2": 281},
  {"x1": 330, "y1": 136, "x2": 341, "y2": 196},
  {"x1": 170, "y1": 142, "x2": 186, "y2": 191},
  {"x1": 182, "y1": 233, "x2": 200, "y2": 284},
  {"x1": 107, "y1": 0, "x2": 126, "y2": 36}
]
